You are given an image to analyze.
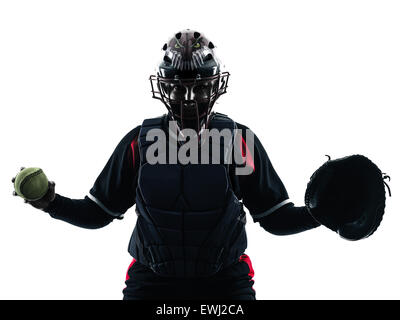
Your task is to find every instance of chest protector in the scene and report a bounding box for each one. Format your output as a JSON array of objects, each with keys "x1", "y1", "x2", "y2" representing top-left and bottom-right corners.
[{"x1": 128, "y1": 113, "x2": 247, "y2": 278}]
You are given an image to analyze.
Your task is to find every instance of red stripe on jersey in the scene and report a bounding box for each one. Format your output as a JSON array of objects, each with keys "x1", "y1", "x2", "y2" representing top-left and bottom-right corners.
[
  {"x1": 130, "y1": 139, "x2": 138, "y2": 168},
  {"x1": 240, "y1": 136, "x2": 255, "y2": 172}
]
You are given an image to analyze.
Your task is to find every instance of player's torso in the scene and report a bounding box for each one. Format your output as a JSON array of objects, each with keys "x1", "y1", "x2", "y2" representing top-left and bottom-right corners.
[{"x1": 129, "y1": 113, "x2": 247, "y2": 278}]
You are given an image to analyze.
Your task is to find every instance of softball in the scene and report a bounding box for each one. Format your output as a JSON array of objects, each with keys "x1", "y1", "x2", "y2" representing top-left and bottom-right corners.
[{"x1": 14, "y1": 167, "x2": 49, "y2": 201}]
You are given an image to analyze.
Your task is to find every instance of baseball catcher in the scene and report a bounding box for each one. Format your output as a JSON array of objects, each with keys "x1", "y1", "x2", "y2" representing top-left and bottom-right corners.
[{"x1": 12, "y1": 29, "x2": 391, "y2": 300}]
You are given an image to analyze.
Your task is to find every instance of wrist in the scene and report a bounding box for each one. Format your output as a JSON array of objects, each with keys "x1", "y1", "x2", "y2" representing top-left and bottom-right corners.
[{"x1": 43, "y1": 193, "x2": 60, "y2": 215}]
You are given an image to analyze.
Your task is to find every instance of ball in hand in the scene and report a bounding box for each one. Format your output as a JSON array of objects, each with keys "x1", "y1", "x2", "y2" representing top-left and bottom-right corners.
[{"x1": 14, "y1": 168, "x2": 49, "y2": 201}]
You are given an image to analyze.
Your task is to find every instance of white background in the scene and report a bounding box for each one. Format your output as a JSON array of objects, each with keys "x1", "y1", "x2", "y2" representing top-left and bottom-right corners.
[{"x1": 0, "y1": 0, "x2": 399, "y2": 300}]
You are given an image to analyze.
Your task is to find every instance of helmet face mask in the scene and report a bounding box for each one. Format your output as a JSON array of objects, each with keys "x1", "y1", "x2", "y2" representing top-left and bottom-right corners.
[
  {"x1": 150, "y1": 73, "x2": 229, "y2": 131},
  {"x1": 149, "y1": 30, "x2": 230, "y2": 133}
]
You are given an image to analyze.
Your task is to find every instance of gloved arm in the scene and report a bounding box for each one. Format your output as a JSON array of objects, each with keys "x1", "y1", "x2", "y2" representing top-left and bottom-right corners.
[
  {"x1": 257, "y1": 203, "x2": 320, "y2": 236},
  {"x1": 43, "y1": 194, "x2": 114, "y2": 229},
  {"x1": 234, "y1": 123, "x2": 320, "y2": 236}
]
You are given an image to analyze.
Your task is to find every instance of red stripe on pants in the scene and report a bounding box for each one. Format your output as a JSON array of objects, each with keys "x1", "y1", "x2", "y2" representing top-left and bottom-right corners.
[
  {"x1": 125, "y1": 258, "x2": 137, "y2": 281},
  {"x1": 239, "y1": 254, "x2": 254, "y2": 278},
  {"x1": 239, "y1": 254, "x2": 255, "y2": 292}
]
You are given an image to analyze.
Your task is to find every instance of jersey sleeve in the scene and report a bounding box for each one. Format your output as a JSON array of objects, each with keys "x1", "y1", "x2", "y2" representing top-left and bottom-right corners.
[
  {"x1": 88, "y1": 126, "x2": 141, "y2": 218},
  {"x1": 235, "y1": 123, "x2": 292, "y2": 222}
]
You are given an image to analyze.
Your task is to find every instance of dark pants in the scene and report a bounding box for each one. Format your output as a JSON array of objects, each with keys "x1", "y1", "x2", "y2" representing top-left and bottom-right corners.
[{"x1": 123, "y1": 254, "x2": 256, "y2": 300}]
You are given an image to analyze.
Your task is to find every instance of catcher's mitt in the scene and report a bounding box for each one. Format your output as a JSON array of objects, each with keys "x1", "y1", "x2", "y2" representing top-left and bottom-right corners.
[{"x1": 305, "y1": 154, "x2": 391, "y2": 240}]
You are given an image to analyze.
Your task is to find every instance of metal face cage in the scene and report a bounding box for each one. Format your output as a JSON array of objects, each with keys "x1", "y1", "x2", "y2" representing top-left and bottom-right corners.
[{"x1": 150, "y1": 72, "x2": 230, "y2": 131}]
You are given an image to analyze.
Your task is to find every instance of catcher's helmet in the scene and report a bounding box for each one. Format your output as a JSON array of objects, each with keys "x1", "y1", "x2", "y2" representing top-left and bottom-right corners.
[{"x1": 150, "y1": 29, "x2": 230, "y2": 132}]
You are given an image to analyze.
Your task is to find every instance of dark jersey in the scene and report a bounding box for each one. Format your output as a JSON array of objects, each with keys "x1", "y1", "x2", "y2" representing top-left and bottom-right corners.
[
  {"x1": 87, "y1": 120, "x2": 290, "y2": 222},
  {"x1": 45, "y1": 115, "x2": 319, "y2": 234}
]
